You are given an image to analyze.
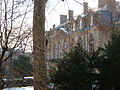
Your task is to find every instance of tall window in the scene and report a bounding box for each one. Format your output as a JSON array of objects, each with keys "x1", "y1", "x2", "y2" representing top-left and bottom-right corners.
[
  {"x1": 53, "y1": 44, "x2": 56, "y2": 59},
  {"x1": 71, "y1": 38, "x2": 75, "y2": 47},
  {"x1": 63, "y1": 40, "x2": 67, "y2": 52},
  {"x1": 48, "y1": 44, "x2": 51, "y2": 60},
  {"x1": 78, "y1": 36, "x2": 83, "y2": 47},
  {"x1": 58, "y1": 41, "x2": 61, "y2": 59},
  {"x1": 89, "y1": 34, "x2": 94, "y2": 52}
]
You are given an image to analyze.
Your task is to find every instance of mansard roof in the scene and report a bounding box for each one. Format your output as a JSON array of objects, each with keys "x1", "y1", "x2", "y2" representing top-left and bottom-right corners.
[{"x1": 56, "y1": 26, "x2": 69, "y2": 33}]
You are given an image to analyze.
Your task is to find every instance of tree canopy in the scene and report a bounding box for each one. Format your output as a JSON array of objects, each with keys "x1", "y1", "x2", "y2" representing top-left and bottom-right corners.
[
  {"x1": 50, "y1": 44, "x2": 101, "y2": 90},
  {"x1": 96, "y1": 30, "x2": 120, "y2": 90}
]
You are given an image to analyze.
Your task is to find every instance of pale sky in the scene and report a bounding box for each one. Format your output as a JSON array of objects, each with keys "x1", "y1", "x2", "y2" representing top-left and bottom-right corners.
[
  {"x1": 45, "y1": 0, "x2": 98, "y2": 30},
  {"x1": 45, "y1": 0, "x2": 120, "y2": 31}
]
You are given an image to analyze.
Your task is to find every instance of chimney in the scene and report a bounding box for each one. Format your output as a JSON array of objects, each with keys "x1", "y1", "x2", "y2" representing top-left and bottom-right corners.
[
  {"x1": 68, "y1": 10, "x2": 73, "y2": 21},
  {"x1": 98, "y1": 0, "x2": 116, "y2": 12},
  {"x1": 107, "y1": 0, "x2": 116, "y2": 12},
  {"x1": 98, "y1": 0, "x2": 106, "y2": 8},
  {"x1": 83, "y1": 2, "x2": 88, "y2": 15},
  {"x1": 53, "y1": 24, "x2": 56, "y2": 29},
  {"x1": 60, "y1": 15, "x2": 67, "y2": 24}
]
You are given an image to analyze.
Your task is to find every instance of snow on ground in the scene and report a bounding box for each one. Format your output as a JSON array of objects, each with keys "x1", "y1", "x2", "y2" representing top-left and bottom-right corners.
[{"x1": 4, "y1": 86, "x2": 33, "y2": 90}]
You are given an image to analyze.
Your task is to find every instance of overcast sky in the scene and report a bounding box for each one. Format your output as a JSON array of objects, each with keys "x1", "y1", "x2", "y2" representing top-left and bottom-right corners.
[{"x1": 45, "y1": 0, "x2": 120, "y2": 31}]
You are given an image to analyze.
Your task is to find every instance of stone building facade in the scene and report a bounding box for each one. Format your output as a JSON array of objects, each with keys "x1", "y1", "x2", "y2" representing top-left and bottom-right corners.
[{"x1": 46, "y1": 0, "x2": 120, "y2": 61}]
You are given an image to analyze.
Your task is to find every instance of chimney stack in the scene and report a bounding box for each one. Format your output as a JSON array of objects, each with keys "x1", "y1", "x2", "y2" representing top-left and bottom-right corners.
[
  {"x1": 68, "y1": 10, "x2": 73, "y2": 21},
  {"x1": 98, "y1": 0, "x2": 116, "y2": 12},
  {"x1": 53, "y1": 24, "x2": 56, "y2": 29},
  {"x1": 83, "y1": 2, "x2": 88, "y2": 15},
  {"x1": 60, "y1": 15, "x2": 67, "y2": 24}
]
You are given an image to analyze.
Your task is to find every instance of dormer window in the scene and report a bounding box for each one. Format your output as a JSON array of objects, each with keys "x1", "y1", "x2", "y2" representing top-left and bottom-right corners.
[
  {"x1": 79, "y1": 19, "x2": 82, "y2": 29},
  {"x1": 90, "y1": 14, "x2": 93, "y2": 26}
]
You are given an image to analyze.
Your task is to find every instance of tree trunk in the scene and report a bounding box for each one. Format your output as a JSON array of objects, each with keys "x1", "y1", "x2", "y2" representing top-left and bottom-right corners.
[
  {"x1": 33, "y1": 0, "x2": 47, "y2": 90},
  {"x1": 0, "y1": 66, "x2": 4, "y2": 90},
  {"x1": 0, "y1": 78, "x2": 4, "y2": 90}
]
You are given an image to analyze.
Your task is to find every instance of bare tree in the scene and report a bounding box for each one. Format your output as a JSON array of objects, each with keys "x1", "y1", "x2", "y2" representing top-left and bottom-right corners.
[
  {"x1": 0, "y1": 0, "x2": 33, "y2": 89},
  {"x1": 33, "y1": 0, "x2": 47, "y2": 90}
]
